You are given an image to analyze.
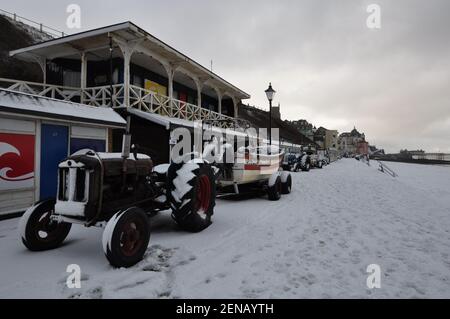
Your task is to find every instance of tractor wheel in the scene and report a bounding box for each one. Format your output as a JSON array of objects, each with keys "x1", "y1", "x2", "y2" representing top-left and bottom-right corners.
[
  {"x1": 267, "y1": 174, "x2": 282, "y2": 201},
  {"x1": 302, "y1": 161, "x2": 311, "y2": 172},
  {"x1": 19, "y1": 199, "x2": 71, "y2": 251},
  {"x1": 102, "y1": 207, "x2": 150, "y2": 268},
  {"x1": 280, "y1": 171, "x2": 292, "y2": 194},
  {"x1": 167, "y1": 162, "x2": 216, "y2": 233}
]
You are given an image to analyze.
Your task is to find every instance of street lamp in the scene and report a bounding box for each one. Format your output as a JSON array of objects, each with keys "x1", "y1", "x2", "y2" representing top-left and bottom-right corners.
[{"x1": 265, "y1": 83, "x2": 276, "y2": 145}]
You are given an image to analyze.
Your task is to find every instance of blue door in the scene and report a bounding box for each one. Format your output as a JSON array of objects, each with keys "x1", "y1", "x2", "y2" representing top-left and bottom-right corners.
[{"x1": 40, "y1": 124, "x2": 69, "y2": 200}]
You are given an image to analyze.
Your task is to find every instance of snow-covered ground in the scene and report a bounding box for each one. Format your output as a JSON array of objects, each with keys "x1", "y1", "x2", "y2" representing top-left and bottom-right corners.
[{"x1": 1, "y1": 159, "x2": 450, "y2": 299}]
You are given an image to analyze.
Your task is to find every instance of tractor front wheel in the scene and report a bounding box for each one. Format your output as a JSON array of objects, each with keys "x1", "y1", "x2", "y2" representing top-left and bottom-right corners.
[
  {"x1": 19, "y1": 199, "x2": 72, "y2": 251},
  {"x1": 102, "y1": 207, "x2": 150, "y2": 268}
]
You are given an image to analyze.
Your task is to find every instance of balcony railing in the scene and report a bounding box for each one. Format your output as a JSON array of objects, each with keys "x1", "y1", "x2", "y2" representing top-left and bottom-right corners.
[{"x1": 0, "y1": 78, "x2": 247, "y2": 129}]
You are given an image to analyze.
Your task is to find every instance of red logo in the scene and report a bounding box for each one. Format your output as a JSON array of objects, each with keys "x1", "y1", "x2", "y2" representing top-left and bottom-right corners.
[{"x1": 0, "y1": 133, "x2": 35, "y2": 186}]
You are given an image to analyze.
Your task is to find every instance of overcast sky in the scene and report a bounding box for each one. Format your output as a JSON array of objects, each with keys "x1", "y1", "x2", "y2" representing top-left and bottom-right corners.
[{"x1": 1, "y1": 0, "x2": 449, "y2": 153}]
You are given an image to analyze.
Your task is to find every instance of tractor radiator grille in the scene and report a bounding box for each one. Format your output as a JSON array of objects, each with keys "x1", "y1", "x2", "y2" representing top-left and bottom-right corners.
[{"x1": 58, "y1": 167, "x2": 89, "y2": 202}]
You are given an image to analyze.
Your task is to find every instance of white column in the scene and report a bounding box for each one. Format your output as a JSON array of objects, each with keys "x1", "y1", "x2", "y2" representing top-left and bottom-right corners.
[
  {"x1": 168, "y1": 68, "x2": 174, "y2": 101},
  {"x1": 217, "y1": 91, "x2": 222, "y2": 114},
  {"x1": 193, "y1": 78, "x2": 203, "y2": 108},
  {"x1": 112, "y1": 36, "x2": 143, "y2": 108},
  {"x1": 232, "y1": 97, "x2": 239, "y2": 118},
  {"x1": 120, "y1": 46, "x2": 133, "y2": 107},
  {"x1": 32, "y1": 55, "x2": 47, "y2": 84},
  {"x1": 42, "y1": 59, "x2": 47, "y2": 85},
  {"x1": 80, "y1": 52, "x2": 87, "y2": 104}
]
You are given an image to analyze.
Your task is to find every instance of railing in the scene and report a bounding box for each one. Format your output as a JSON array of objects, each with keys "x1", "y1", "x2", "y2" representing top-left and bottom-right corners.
[
  {"x1": 0, "y1": 8, "x2": 65, "y2": 38},
  {"x1": 0, "y1": 78, "x2": 81, "y2": 101},
  {"x1": 0, "y1": 78, "x2": 246, "y2": 129},
  {"x1": 378, "y1": 161, "x2": 398, "y2": 177}
]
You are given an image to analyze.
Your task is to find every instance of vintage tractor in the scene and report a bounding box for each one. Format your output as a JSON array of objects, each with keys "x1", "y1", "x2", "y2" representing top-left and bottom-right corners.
[
  {"x1": 293, "y1": 152, "x2": 311, "y2": 172},
  {"x1": 19, "y1": 124, "x2": 216, "y2": 268}
]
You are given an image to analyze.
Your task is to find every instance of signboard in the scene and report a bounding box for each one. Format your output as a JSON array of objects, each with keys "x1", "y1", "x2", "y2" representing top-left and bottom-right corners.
[
  {"x1": 0, "y1": 133, "x2": 35, "y2": 191},
  {"x1": 145, "y1": 79, "x2": 167, "y2": 97}
]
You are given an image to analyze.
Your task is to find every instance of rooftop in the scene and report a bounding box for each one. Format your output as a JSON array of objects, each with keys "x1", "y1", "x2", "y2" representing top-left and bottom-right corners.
[{"x1": 9, "y1": 21, "x2": 250, "y2": 100}]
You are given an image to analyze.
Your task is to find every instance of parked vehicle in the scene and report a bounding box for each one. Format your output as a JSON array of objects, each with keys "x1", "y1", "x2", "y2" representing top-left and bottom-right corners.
[
  {"x1": 19, "y1": 120, "x2": 292, "y2": 268},
  {"x1": 282, "y1": 153, "x2": 299, "y2": 171},
  {"x1": 19, "y1": 123, "x2": 216, "y2": 268},
  {"x1": 201, "y1": 128, "x2": 292, "y2": 201},
  {"x1": 310, "y1": 154, "x2": 323, "y2": 169},
  {"x1": 293, "y1": 152, "x2": 311, "y2": 172},
  {"x1": 315, "y1": 150, "x2": 329, "y2": 168}
]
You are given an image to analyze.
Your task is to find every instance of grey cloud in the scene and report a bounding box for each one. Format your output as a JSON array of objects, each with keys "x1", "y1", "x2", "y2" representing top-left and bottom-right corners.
[{"x1": 0, "y1": 0, "x2": 449, "y2": 152}]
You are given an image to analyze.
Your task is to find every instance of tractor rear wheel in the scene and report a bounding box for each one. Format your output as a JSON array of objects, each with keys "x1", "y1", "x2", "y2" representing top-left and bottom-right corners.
[
  {"x1": 167, "y1": 162, "x2": 216, "y2": 233},
  {"x1": 102, "y1": 207, "x2": 150, "y2": 268},
  {"x1": 19, "y1": 199, "x2": 71, "y2": 251}
]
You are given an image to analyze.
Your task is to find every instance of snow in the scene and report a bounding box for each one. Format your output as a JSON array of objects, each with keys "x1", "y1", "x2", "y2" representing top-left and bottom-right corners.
[
  {"x1": 171, "y1": 163, "x2": 198, "y2": 203},
  {"x1": 0, "y1": 89, "x2": 126, "y2": 126},
  {"x1": 127, "y1": 108, "x2": 192, "y2": 130},
  {"x1": 280, "y1": 171, "x2": 290, "y2": 183},
  {"x1": 55, "y1": 201, "x2": 86, "y2": 217},
  {"x1": 268, "y1": 171, "x2": 280, "y2": 187},
  {"x1": 1, "y1": 159, "x2": 450, "y2": 298},
  {"x1": 102, "y1": 211, "x2": 125, "y2": 255},
  {"x1": 154, "y1": 164, "x2": 170, "y2": 175},
  {"x1": 96, "y1": 153, "x2": 150, "y2": 160},
  {"x1": 17, "y1": 203, "x2": 41, "y2": 242}
]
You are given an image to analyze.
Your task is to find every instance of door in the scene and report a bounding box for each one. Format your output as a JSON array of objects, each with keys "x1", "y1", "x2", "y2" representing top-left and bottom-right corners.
[{"x1": 40, "y1": 124, "x2": 69, "y2": 200}]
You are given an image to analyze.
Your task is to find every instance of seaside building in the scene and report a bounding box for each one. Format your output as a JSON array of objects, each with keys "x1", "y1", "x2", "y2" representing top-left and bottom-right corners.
[
  {"x1": 338, "y1": 127, "x2": 368, "y2": 156},
  {"x1": 313, "y1": 126, "x2": 338, "y2": 151},
  {"x1": 0, "y1": 21, "x2": 251, "y2": 216}
]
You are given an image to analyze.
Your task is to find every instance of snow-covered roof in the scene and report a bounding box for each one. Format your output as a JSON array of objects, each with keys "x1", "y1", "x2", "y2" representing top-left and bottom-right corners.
[
  {"x1": 0, "y1": 89, "x2": 126, "y2": 127},
  {"x1": 127, "y1": 107, "x2": 194, "y2": 130}
]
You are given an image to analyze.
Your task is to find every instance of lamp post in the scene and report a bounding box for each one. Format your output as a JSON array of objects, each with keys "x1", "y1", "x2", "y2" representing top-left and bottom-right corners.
[{"x1": 265, "y1": 83, "x2": 276, "y2": 145}]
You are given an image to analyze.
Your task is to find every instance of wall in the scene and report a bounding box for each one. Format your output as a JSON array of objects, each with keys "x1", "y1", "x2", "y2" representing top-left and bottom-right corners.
[
  {"x1": 0, "y1": 117, "x2": 36, "y2": 215},
  {"x1": 0, "y1": 115, "x2": 109, "y2": 216}
]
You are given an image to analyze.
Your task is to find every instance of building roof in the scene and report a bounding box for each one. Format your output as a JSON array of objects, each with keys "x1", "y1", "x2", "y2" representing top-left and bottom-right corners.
[
  {"x1": 9, "y1": 21, "x2": 250, "y2": 100},
  {"x1": 0, "y1": 89, "x2": 126, "y2": 127},
  {"x1": 126, "y1": 108, "x2": 249, "y2": 138},
  {"x1": 350, "y1": 127, "x2": 363, "y2": 137},
  {"x1": 340, "y1": 127, "x2": 364, "y2": 138}
]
